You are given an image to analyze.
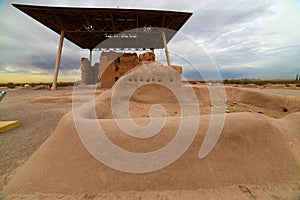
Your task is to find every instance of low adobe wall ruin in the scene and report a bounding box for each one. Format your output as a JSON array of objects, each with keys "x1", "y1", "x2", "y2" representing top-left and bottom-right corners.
[{"x1": 80, "y1": 51, "x2": 182, "y2": 88}]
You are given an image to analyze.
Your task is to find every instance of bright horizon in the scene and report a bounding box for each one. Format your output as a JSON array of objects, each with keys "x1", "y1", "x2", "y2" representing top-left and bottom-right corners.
[{"x1": 1, "y1": 0, "x2": 300, "y2": 83}]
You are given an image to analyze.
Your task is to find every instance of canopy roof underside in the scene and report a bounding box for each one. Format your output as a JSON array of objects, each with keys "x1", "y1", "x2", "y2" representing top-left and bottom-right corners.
[{"x1": 13, "y1": 4, "x2": 192, "y2": 49}]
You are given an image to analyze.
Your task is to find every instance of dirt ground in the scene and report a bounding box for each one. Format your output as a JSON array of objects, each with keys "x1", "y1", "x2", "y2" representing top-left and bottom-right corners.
[
  {"x1": 1, "y1": 84, "x2": 300, "y2": 199},
  {"x1": 0, "y1": 89, "x2": 72, "y2": 190}
]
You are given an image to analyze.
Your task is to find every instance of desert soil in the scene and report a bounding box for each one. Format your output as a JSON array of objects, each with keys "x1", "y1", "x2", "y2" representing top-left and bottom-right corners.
[
  {"x1": 0, "y1": 88, "x2": 72, "y2": 191},
  {"x1": 0, "y1": 85, "x2": 300, "y2": 199}
]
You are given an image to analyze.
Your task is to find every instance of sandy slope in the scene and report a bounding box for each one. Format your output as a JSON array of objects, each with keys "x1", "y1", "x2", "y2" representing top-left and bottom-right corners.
[
  {"x1": 2, "y1": 64, "x2": 300, "y2": 199},
  {"x1": 3, "y1": 112, "x2": 300, "y2": 193},
  {"x1": 3, "y1": 87, "x2": 300, "y2": 199}
]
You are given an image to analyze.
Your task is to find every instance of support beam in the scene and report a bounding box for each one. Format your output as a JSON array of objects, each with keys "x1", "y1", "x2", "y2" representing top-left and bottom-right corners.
[
  {"x1": 52, "y1": 30, "x2": 64, "y2": 90},
  {"x1": 89, "y1": 49, "x2": 93, "y2": 64},
  {"x1": 150, "y1": 48, "x2": 154, "y2": 54},
  {"x1": 161, "y1": 30, "x2": 171, "y2": 66}
]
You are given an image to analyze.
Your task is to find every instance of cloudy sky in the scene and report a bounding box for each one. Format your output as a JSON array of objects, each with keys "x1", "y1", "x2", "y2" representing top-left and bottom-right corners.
[{"x1": 0, "y1": 0, "x2": 300, "y2": 83}]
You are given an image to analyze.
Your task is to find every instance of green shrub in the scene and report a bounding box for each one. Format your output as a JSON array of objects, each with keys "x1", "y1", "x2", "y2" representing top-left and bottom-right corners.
[{"x1": 7, "y1": 82, "x2": 15, "y2": 89}]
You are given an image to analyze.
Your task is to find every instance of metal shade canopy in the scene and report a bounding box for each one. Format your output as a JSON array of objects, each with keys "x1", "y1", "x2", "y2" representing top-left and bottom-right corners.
[
  {"x1": 12, "y1": 4, "x2": 192, "y2": 90},
  {"x1": 12, "y1": 4, "x2": 192, "y2": 50}
]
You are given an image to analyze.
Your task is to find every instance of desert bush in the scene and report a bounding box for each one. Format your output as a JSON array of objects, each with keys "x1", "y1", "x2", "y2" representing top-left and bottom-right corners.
[{"x1": 7, "y1": 82, "x2": 16, "y2": 89}]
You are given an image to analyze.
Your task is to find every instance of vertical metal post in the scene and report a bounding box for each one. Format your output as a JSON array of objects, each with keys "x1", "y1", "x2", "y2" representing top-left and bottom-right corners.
[
  {"x1": 161, "y1": 30, "x2": 171, "y2": 66},
  {"x1": 52, "y1": 30, "x2": 65, "y2": 90},
  {"x1": 89, "y1": 49, "x2": 92, "y2": 64},
  {"x1": 150, "y1": 48, "x2": 154, "y2": 54}
]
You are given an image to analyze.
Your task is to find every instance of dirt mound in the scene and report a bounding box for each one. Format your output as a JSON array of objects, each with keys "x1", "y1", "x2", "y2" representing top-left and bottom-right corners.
[
  {"x1": 274, "y1": 112, "x2": 300, "y2": 165},
  {"x1": 4, "y1": 93, "x2": 300, "y2": 195},
  {"x1": 226, "y1": 87, "x2": 300, "y2": 113},
  {"x1": 31, "y1": 90, "x2": 106, "y2": 104},
  {"x1": 31, "y1": 96, "x2": 73, "y2": 103},
  {"x1": 190, "y1": 85, "x2": 300, "y2": 113},
  {"x1": 265, "y1": 84, "x2": 287, "y2": 89},
  {"x1": 32, "y1": 85, "x2": 47, "y2": 90},
  {"x1": 244, "y1": 83, "x2": 259, "y2": 88},
  {"x1": 4, "y1": 64, "x2": 300, "y2": 196},
  {"x1": 95, "y1": 62, "x2": 184, "y2": 119}
]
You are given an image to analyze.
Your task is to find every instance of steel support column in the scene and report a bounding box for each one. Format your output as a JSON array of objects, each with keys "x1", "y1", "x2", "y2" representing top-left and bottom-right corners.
[
  {"x1": 52, "y1": 30, "x2": 64, "y2": 90},
  {"x1": 161, "y1": 30, "x2": 171, "y2": 66}
]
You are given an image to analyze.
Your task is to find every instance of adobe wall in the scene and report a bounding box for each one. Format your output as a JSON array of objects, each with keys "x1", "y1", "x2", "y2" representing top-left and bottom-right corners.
[
  {"x1": 99, "y1": 51, "x2": 183, "y2": 88},
  {"x1": 81, "y1": 51, "x2": 183, "y2": 88},
  {"x1": 99, "y1": 52, "x2": 139, "y2": 88},
  {"x1": 80, "y1": 58, "x2": 98, "y2": 85}
]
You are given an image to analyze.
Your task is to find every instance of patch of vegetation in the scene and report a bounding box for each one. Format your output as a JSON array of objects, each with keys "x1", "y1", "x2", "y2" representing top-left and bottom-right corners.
[
  {"x1": 57, "y1": 82, "x2": 75, "y2": 87},
  {"x1": 222, "y1": 79, "x2": 299, "y2": 85},
  {"x1": 186, "y1": 80, "x2": 206, "y2": 84},
  {"x1": 0, "y1": 82, "x2": 75, "y2": 88},
  {"x1": 7, "y1": 82, "x2": 16, "y2": 89}
]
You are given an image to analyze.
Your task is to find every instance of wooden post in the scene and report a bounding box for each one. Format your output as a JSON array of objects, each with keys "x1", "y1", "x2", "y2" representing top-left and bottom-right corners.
[
  {"x1": 52, "y1": 30, "x2": 64, "y2": 90},
  {"x1": 162, "y1": 30, "x2": 171, "y2": 66}
]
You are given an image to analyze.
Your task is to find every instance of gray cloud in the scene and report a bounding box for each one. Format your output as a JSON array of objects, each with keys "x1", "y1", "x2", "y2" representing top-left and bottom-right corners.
[{"x1": 0, "y1": 0, "x2": 300, "y2": 82}]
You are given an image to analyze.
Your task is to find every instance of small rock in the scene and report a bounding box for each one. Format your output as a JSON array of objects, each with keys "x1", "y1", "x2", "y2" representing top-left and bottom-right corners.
[
  {"x1": 258, "y1": 111, "x2": 264, "y2": 114},
  {"x1": 248, "y1": 109, "x2": 253, "y2": 112},
  {"x1": 230, "y1": 102, "x2": 237, "y2": 106},
  {"x1": 226, "y1": 110, "x2": 230, "y2": 113}
]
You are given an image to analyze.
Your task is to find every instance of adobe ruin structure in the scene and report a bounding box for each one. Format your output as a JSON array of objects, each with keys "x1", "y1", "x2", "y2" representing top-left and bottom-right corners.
[
  {"x1": 80, "y1": 50, "x2": 182, "y2": 88},
  {"x1": 13, "y1": 4, "x2": 192, "y2": 89}
]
